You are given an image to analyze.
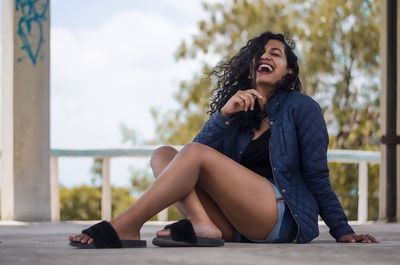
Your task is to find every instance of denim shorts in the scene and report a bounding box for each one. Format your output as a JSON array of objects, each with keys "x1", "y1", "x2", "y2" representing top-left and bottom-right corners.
[{"x1": 233, "y1": 183, "x2": 298, "y2": 243}]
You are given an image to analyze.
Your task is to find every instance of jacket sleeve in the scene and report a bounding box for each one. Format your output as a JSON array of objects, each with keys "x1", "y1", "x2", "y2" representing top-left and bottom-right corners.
[
  {"x1": 192, "y1": 110, "x2": 236, "y2": 152},
  {"x1": 295, "y1": 97, "x2": 355, "y2": 241}
]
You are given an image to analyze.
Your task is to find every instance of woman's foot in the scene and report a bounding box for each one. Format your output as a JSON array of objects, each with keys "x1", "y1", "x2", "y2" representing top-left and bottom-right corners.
[
  {"x1": 68, "y1": 221, "x2": 140, "y2": 245},
  {"x1": 156, "y1": 220, "x2": 222, "y2": 239}
]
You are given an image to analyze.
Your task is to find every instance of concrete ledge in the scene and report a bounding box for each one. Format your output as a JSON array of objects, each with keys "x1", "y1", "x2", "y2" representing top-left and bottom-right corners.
[{"x1": 0, "y1": 222, "x2": 399, "y2": 265}]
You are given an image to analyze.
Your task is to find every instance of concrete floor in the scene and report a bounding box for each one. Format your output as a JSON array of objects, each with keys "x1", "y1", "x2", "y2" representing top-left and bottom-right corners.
[{"x1": 0, "y1": 221, "x2": 399, "y2": 265}]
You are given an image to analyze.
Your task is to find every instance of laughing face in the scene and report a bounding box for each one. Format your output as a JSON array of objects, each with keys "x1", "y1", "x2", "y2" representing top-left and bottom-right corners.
[{"x1": 255, "y1": 39, "x2": 290, "y2": 89}]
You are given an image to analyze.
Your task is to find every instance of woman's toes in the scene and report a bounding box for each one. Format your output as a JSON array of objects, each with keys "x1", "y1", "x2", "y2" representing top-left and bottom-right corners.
[
  {"x1": 68, "y1": 233, "x2": 94, "y2": 244},
  {"x1": 69, "y1": 235, "x2": 80, "y2": 242},
  {"x1": 80, "y1": 235, "x2": 91, "y2": 243},
  {"x1": 69, "y1": 234, "x2": 93, "y2": 244},
  {"x1": 156, "y1": 229, "x2": 171, "y2": 237}
]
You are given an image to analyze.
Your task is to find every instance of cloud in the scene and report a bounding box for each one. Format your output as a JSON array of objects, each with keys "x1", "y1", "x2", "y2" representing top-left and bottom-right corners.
[{"x1": 51, "y1": 10, "x2": 199, "y2": 148}]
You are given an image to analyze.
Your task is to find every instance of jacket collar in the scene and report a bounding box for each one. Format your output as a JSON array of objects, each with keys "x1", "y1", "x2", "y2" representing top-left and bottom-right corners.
[{"x1": 264, "y1": 90, "x2": 291, "y2": 119}]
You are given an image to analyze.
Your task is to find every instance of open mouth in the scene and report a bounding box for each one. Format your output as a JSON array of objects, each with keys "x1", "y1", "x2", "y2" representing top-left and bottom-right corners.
[{"x1": 257, "y1": 64, "x2": 274, "y2": 73}]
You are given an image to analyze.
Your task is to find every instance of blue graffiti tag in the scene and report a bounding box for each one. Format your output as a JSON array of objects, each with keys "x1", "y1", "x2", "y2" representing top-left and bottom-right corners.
[{"x1": 15, "y1": 0, "x2": 49, "y2": 65}]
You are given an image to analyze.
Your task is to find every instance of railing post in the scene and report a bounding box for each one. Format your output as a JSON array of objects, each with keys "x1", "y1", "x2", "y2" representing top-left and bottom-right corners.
[
  {"x1": 358, "y1": 161, "x2": 368, "y2": 223},
  {"x1": 101, "y1": 157, "x2": 112, "y2": 220},
  {"x1": 50, "y1": 156, "x2": 60, "y2": 221}
]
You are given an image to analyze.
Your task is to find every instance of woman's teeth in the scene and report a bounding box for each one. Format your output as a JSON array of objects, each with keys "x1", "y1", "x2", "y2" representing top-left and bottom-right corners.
[{"x1": 258, "y1": 64, "x2": 273, "y2": 73}]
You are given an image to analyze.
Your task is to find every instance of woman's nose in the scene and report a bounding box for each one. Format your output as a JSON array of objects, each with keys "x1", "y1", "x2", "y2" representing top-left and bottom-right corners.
[{"x1": 260, "y1": 53, "x2": 272, "y2": 61}]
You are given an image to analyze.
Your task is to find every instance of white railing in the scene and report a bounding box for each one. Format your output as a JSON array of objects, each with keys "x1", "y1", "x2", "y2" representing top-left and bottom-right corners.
[
  {"x1": 50, "y1": 146, "x2": 166, "y2": 222},
  {"x1": 327, "y1": 150, "x2": 380, "y2": 223},
  {"x1": 48, "y1": 147, "x2": 381, "y2": 223}
]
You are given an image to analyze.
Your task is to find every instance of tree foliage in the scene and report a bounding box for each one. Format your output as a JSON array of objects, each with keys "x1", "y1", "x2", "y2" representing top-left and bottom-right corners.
[
  {"x1": 150, "y1": 0, "x2": 381, "y2": 220},
  {"x1": 75, "y1": 159, "x2": 182, "y2": 221},
  {"x1": 129, "y1": 166, "x2": 183, "y2": 220},
  {"x1": 60, "y1": 185, "x2": 135, "y2": 220}
]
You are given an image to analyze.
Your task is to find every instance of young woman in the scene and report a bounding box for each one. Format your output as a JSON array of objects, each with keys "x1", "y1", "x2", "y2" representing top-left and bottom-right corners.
[{"x1": 69, "y1": 32, "x2": 377, "y2": 248}]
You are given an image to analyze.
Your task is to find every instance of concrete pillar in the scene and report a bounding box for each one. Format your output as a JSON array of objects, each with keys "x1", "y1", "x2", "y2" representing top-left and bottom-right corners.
[
  {"x1": 1, "y1": 0, "x2": 51, "y2": 221},
  {"x1": 379, "y1": 0, "x2": 388, "y2": 222},
  {"x1": 397, "y1": 0, "x2": 400, "y2": 223}
]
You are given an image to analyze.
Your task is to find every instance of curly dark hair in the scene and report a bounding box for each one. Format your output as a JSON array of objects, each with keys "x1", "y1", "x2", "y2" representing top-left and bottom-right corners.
[{"x1": 208, "y1": 32, "x2": 301, "y2": 131}]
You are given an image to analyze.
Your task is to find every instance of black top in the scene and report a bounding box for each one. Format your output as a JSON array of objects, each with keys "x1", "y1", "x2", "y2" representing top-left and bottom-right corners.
[{"x1": 240, "y1": 129, "x2": 274, "y2": 183}]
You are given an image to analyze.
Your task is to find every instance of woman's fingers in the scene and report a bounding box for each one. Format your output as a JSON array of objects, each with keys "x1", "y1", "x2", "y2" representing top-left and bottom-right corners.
[
  {"x1": 366, "y1": 234, "x2": 379, "y2": 243},
  {"x1": 221, "y1": 89, "x2": 264, "y2": 115},
  {"x1": 361, "y1": 234, "x2": 371, "y2": 242},
  {"x1": 359, "y1": 234, "x2": 378, "y2": 243},
  {"x1": 360, "y1": 234, "x2": 378, "y2": 243},
  {"x1": 233, "y1": 95, "x2": 246, "y2": 110},
  {"x1": 339, "y1": 234, "x2": 379, "y2": 243},
  {"x1": 352, "y1": 234, "x2": 366, "y2": 242},
  {"x1": 238, "y1": 90, "x2": 260, "y2": 111},
  {"x1": 236, "y1": 94, "x2": 250, "y2": 111},
  {"x1": 245, "y1": 92, "x2": 256, "y2": 110},
  {"x1": 361, "y1": 234, "x2": 373, "y2": 243},
  {"x1": 245, "y1": 89, "x2": 265, "y2": 110},
  {"x1": 237, "y1": 92, "x2": 255, "y2": 111},
  {"x1": 246, "y1": 89, "x2": 263, "y2": 99},
  {"x1": 339, "y1": 234, "x2": 356, "y2": 243}
]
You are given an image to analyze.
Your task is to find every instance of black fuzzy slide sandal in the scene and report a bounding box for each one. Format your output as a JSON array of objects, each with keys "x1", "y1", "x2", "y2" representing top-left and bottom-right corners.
[
  {"x1": 152, "y1": 219, "x2": 224, "y2": 247},
  {"x1": 69, "y1": 221, "x2": 147, "y2": 249}
]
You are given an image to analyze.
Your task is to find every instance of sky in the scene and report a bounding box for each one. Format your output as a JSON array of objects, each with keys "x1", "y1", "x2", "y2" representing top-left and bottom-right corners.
[
  {"x1": 50, "y1": 0, "x2": 221, "y2": 148},
  {"x1": 0, "y1": 0, "x2": 223, "y2": 187}
]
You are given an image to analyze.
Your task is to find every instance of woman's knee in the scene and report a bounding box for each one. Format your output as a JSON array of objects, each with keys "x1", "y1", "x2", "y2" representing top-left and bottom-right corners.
[
  {"x1": 181, "y1": 142, "x2": 223, "y2": 173},
  {"x1": 150, "y1": 145, "x2": 178, "y2": 170},
  {"x1": 180, "y1": 142, "x2": 209, "y2": 158}
]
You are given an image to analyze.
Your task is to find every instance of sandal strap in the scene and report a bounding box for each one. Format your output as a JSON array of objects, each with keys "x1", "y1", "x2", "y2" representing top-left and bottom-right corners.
[
  {"x1": 164, "y1": 219, "x2": 198, "y2": 244},
  {"x1": 82, "y1": 221, "x2": 122, "y2": 248}
]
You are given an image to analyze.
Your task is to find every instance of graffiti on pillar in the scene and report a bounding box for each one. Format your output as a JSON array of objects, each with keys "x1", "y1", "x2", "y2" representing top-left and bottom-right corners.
[{"x1": 15, "y1": 0, "x2": 49, "y2": 65}]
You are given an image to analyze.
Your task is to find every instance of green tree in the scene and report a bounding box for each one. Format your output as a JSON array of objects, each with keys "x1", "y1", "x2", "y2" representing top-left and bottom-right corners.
[
  {"x1": 129, "y1": 164, "x2": 183, "y2": 221},
  {"x1": 150, "y1": 0, "x2": 380, "y2": 220},
  {"x1": 61, "y1": 156, "x2": 136, "y2": 220},
  {"x1": 290, "y1": 0, "x2": 380, "y2": 220},
  {"x1": 86, "y1": 132, "x2": 183, "y2": 221},
  {"x1": 60, "y1": 185, "x2": 135, "y2": 220},
  {"x1": 151, "y1": 0, "x2": 294, "y2": 144},
  {"x1": 130, "y1": 167, "x2": 153, "y2": 194},
  {"x1": 90, "y1": 158, "x2": 103, "y2": 186}
]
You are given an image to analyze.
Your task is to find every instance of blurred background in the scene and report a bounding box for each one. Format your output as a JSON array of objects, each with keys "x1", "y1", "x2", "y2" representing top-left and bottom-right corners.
[{"x1": 0, "y1": 0, "x2": 387, "y2": 222}]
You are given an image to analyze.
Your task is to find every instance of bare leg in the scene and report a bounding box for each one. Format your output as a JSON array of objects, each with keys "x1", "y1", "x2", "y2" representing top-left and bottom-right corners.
[
  {"x1": 150, "y1": 146, "x2": 235, "y2": 240},
  {"x1": 70, "y1": 142, "x2": 277, "y2": 244}
]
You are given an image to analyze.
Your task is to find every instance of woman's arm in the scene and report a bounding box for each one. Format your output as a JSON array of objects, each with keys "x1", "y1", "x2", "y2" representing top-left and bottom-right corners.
[
  {"x1": 192, "y1": 110, "x2": 236, "y2": 152},
  {"x1": 295, "y1": 97, "x2": 377, "y2": 243}
]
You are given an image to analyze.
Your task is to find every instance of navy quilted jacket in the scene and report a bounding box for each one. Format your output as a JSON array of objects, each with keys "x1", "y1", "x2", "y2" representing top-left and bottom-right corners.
[{"x1": 193, "y1": 90, "x2": 354, "y2": 243}]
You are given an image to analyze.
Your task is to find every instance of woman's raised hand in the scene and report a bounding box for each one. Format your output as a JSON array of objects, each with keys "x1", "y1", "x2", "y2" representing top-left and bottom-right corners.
[{"x1": 220, "y1": 89, "x2": 264, "y2": 117}]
